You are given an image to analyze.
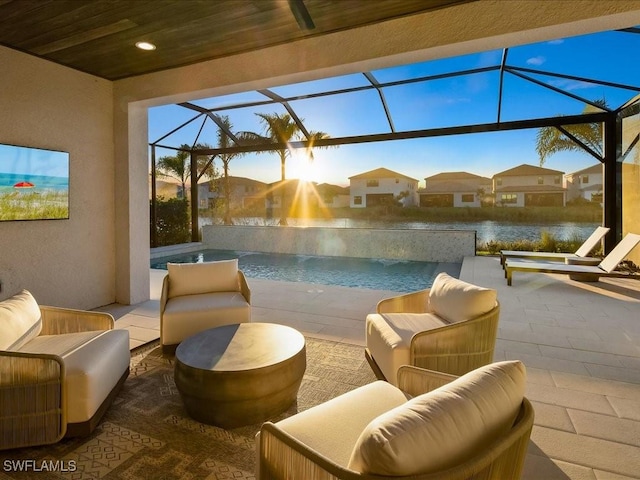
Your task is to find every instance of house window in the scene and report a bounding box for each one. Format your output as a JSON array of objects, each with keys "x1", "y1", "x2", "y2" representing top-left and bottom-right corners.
[
  {"x1": 554, "y1": 176, "x2": 560, "y2": 184},
  {"x1": 582, "y1": 175, "x2": 589, "y2": 184},
  {"x1": 395, "y1": 179, "x2": 399, "y2": 183},
  {"x1": 366, "y1": 180, "x2": 379, "y2": 187},
  {"x1": 496, "y1": 178, "x2": 502, "y2": 186},
  {"x1": 354, "y1": 196, "x2": 362, "y2": 205},
  {"x1": 537, "y1": 176, "x2": 544, "y2": 185},
  {"x1": 501, "y1": 194, "x2": 517, "y2": 204},
  {"x1": 461, "y1": 194, "x2": 474, "y2": 203}
]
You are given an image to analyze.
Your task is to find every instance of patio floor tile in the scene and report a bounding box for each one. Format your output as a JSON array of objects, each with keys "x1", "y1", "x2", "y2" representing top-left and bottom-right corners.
[
  {"x1": 523, "y1": 454, "x2": 597, "y2": 480},
  {"x1": 531, "y1": 425, "x2": 640, "y2": 478},
  {"x1": 525, "y1": 382, "x2": 616, "y2": 415},
  {"x1": 100, "y1": 255, "x2": 640, "y2": 479},
  {"x1": 529, "y1": 400, "x2": 576, "y2": 432},
  {"x1": 567, "y1": 409, "x2": 640, "y2": 446}
]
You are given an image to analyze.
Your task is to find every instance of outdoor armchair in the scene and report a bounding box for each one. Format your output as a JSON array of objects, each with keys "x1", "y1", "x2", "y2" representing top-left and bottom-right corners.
[
  {"x1": 160, "y1": 259, "x2": 251, "y2": 352},
  {"x1": 0, "y1": 290, "x2": 130, "y2": 450},
  {"x1": 365, "y1": 272, "x2": 500, "y2": 385},
  {"x1": 504, "y1": 232, "x2": 640, "y2": 286},
  {"x1": 500, "y1": 225, "x2": 610, "y2": 268},
  {"x1": 257, "y1": 361, "x2": 534, "y2": 480}
]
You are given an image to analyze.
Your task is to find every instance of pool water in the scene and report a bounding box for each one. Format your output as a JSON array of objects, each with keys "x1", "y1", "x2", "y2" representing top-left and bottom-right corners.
[{"x1": 151, "y1": 249, "x2": 453, "y2": 292}]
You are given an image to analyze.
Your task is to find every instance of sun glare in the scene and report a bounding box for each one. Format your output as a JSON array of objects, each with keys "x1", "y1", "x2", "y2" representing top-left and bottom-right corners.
[{"x1": 289, "y1": 149, "x2": 322, "y2": 183}]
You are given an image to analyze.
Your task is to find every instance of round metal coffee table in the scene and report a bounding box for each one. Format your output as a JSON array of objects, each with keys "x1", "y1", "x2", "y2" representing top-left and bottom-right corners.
[{"x1": 174, "y1": 323, "x2": 306, "y2": 428}]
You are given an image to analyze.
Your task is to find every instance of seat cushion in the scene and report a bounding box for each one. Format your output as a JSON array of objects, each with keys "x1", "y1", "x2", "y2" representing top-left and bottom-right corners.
[
  {"x1": 0, "y1": 290, "x2": 42, "y2": 350},
  {"x1": 167, "y1": 259, "x2": 239, "y2": 298},
  {"x1": 17, "y1": 330, "x2": 105, "y2": 355},
  {"x1": 366, "y1": 312, "x2": 447, "y2": 386},
  {"x1": 162, "y1": 292, "x2": 251, "y2": 345},
  {"x1": 347, "y1": 360, "x2": 526, "y2": 476},
  {"x1": 428, "y1": 272, "x2": 497, "y2": 324},
  {"x1": 274, "y1": 380, "x2": 409, "y2": 468},
  {"x1": 18, "y1": 329, "x2": 130, "y2": 424}
]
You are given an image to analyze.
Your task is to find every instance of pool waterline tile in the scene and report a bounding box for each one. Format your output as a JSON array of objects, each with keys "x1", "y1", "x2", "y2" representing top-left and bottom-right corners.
[{"x1": 150, "y1": 248, "x2": 460, "y2": 293}]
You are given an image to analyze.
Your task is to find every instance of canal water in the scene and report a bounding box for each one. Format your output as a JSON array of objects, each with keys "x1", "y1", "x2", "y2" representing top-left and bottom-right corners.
[{"x1": 208, "y1": 217, "x2": 599, "y2": 245}]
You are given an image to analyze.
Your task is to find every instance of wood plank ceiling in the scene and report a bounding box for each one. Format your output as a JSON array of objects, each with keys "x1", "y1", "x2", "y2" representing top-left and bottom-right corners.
[{"x1": 0, "y1": 0, "x2": 474, "y2": 80}]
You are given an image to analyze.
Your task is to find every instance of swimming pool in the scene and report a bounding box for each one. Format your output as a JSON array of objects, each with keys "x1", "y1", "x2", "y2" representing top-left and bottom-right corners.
[{"x1": 151, "y1": 249, "x2": 457, "y2": 292}]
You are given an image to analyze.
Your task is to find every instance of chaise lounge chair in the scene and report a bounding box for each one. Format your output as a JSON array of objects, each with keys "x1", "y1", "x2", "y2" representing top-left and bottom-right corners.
[
  {"x1": 500, "y1": 226, "x2": 610, "y2": 268},
  {"x1": 504, "y1": 232, "x2": 640, "y2": 286}
]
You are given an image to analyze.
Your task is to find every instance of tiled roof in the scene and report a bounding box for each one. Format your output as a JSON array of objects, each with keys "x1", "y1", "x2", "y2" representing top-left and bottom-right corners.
[
  {"x1": 581, "y1": 183, "x2": 603, "y2": 192},
  {"x1": 567, "y1": 163, "x2": 603, "y2": 176},
  {"x1": 495, "y1": 185, "x2": 566, "y2": 193},
  {"x1": 425, "y1": 171, "x2": 490, "y2": 182},
  {"x1": 349, "y1": 167, "x2": 418, "y2": 182},
  {"x1": 210, "y1": 176, "x2": 267, "y2": 187},
  {"x1": 316, "y1": 183, "x2": 349, "y2": 195},
  {"x1": 421, "y1": 181, "x2": 489, "y2": 193},
  {"x1": 493, "y1": 163, "x2": 565, "y2": 177}
]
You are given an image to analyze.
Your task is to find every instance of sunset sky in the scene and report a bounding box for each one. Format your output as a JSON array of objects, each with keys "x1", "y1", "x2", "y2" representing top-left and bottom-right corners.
[{"x1": 149, "y1": 27, "x2": 639, "y2": 187}]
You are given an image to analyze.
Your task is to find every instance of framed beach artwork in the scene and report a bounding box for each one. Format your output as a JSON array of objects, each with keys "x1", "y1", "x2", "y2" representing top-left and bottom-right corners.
[{"x1": 0, "y1": 143, "x2": 69, "y2": 221}]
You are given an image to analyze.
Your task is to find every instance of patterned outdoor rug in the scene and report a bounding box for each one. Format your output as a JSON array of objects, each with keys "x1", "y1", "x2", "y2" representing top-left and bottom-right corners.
[{"x1": 2, "y1": 337, "x2": 376, "y2": 480}]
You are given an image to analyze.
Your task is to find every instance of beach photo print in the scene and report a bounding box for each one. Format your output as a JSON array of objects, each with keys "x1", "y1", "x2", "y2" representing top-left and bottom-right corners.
[{"x1": 0, "y1": 143, "x2": 69, "y2": 221}]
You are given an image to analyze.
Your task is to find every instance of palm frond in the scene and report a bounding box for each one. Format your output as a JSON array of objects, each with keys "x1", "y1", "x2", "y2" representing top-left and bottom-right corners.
[{"x1": 536, "y1": 100, "x2": 606, "y2": 166}]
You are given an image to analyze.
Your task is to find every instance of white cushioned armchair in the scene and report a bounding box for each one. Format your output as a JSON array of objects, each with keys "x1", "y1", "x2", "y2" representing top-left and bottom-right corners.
[
  {"x1": 160, "y1": 259, "x2": 251, "y2": 352},
  {"x1": 366, "y1": 272, "x2": 500, "y2": 385},
  {"x1": 257, "y1": 361, "x2": 534, "y2": 480},
  {"x1": 0, "y1": 290, "x2": 130, "y2": 450}
]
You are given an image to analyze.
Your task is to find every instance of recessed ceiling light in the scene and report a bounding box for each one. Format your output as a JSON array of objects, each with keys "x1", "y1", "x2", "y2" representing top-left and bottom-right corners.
[{"x1": 135, "y1": 41, "x2": 156, "y2": 51}]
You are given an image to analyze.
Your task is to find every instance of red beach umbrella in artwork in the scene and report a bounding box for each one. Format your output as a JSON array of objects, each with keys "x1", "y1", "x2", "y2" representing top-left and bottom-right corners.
[{"x1": 13, "y1": 181, "x2": 35, "y2": 188}]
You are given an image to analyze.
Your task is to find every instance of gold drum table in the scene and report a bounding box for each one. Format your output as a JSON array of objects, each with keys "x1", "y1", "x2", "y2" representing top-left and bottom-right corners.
[{"x1": 174, "y1": 323, "x2": 306, "y2": 428}]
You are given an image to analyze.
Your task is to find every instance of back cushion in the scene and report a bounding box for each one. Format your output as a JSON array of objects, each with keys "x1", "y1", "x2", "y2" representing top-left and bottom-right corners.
[
  {"x1": 0, "y1": 290, "x2": 42, "y2": 350},
  {"x1": 347, "y1": 360, "x2": 526, "y2": 476},
  {"x1": 168, "y1": 259, "x2": 239, "y2": 298},
  {"x1": 428, "y1": 272, "x2": 497, "y2": 323}
]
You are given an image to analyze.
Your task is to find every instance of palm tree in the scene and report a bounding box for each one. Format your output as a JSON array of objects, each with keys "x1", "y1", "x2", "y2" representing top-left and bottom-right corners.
[
  {"x1": 156, "y1": 143, "x2": 217, "y2": 198},
  {"x1": 216, "y1": 116, "x2": 248, "y2": 225},
  {"x1": 156, "y1": 144, "x2": 191, "y2": 198},
  {"x1": 256, "y1": 113, "x2": 300, "y2": 185},
  {"x1": 536, "y1": 99, "x2": 607, "y2": 166},
  {"x1": 244, "y1": 112, "x2": 332, "y2": 225}
]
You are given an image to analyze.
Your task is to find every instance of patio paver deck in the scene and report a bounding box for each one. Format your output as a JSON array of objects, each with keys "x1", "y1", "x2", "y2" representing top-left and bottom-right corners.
[{"x1": 100, "y1": 256, "x2": 640, "y2": 479}]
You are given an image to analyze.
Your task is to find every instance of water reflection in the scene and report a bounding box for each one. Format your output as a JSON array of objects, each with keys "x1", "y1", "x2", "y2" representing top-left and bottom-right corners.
[
  {"x1": 152, "y1": 249, "x2": 447, "y2": 292},
  {"x1": 202, "y1": 217, "x2": 599, "y2": 244}
]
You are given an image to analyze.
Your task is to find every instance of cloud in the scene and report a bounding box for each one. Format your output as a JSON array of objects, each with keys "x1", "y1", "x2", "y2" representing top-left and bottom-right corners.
[
  {"x1": 549, "y1": 79, "x2": 597, "y2": 91},
  {"x1": 548, "y1": 39, "x2": 564, "y2": 45},
  {"x1": 443, "y1": 97, "x2": 472, "y2": 105},
  {"x1": 526, "y1": 56, "x2": 545, "y2": 66}
]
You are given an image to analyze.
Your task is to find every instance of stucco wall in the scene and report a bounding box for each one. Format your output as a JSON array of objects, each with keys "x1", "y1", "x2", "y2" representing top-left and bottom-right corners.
[
  {"x1": 622, "y1": 163, "x2": 640, "y2": 265},
  {"x1": 202, "y1": 226, "x2": 475, "y2": 263},
  {"x1": 349, "y1": 177, "x2": 418, "y2": 208},
  {"x1": 622, "y1": 108, "x2": 640, "y2": 265},
  {"x1": 452, "y1": 193, "x2": 480, "y2": 208},
  {"x1": 0, "y1": 46, "x2": 115, "y2": 308}
]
